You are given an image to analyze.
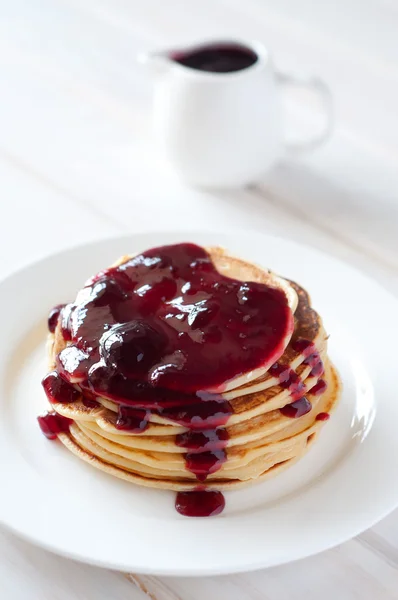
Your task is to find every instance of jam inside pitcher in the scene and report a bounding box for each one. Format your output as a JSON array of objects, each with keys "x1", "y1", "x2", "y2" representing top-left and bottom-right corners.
[{"x1": 171, "y1": 43, "x2": 258, "y2": 73}]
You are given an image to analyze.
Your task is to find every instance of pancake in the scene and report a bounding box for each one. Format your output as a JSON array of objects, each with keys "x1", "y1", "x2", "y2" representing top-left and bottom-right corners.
[
  {"x1": 56, "y1": 363, "x2": 339, "y2": 490},
  {"x1": 38, "y1": 242, "x2": 342, "y2": 514},
  {"x1": 65, "y1": 360, "x2": 337, "y2": 475},
  {"x1": 53, "y1": 362, "x2": 325, "y2": 449}
]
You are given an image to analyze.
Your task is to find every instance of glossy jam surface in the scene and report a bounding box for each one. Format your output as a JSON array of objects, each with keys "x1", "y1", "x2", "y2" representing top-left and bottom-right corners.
[
  {"x1": 175, "y1": 490, "x2": 226, "y2": 517},
  {"x1": 172, "y1": 44, "x2": 257, "y2": 73},
  {"x1": 42, "y1": 371, "x2": 80, "y2": 404},
  {"x1": 37, "y1": 412, "x2": 72, "y2": 439},
  {"x1": 56, "y1": 243, "x2": 292, "y2": 396}
]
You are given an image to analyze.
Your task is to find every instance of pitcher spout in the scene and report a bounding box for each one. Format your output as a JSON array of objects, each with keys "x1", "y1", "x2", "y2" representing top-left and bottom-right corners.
[{"x1": 137, "y1": 51, "x2": 171, "y2": 74}]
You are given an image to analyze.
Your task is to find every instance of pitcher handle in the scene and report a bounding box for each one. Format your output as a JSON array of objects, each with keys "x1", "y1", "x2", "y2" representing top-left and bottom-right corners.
[{"x1": 276, "y1": 71, "x2": 334, "y2": 154}]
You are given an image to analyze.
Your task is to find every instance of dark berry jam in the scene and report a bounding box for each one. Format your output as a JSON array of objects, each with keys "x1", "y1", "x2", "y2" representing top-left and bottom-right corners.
[
  {"x1": 81, "y1": 397, "x2": 100, "y2": 408},
  {"x1": 176, "y1": 428, "x2": 229, "y2": 452},
  {"x1": 291, "y1": 338, "x2": 315, "y2": 357},
  {"x1": 311, "y1": 379, "x2": 327, "y2": 395},
  {"x1": 81, "y1": 392, "x2": 101, "y2": 409},
  {"x1": 272, "y1": 336, "x2": 328, "y2": 420},
  {"x1": 280, "y1": 397, "x2": 312, "y2": 418},
  {"x1": 185, "y1": 449, "x2": 227, "y2": 481},
  {"x1": 172, "y1": 44, "x2": 257, "y2": 73},
  {"x1": 115, "y1": 407, "x2": 150, "y2": 432},
  {"x1": 55, "y1": 243, "x2": 292, "y2": 395},
  {"x1": 48, "y1": 304, "x2": 65, "y2": 333},
  {"x1": 310, "y1": 361, "x2": 324, "y2": 378},
  {"x1": 175, "y1": 490, "x2": 225, "y2": 517},
  {"x1": 42, "y1": 371, "x2": 80, "y2": 404},
  {"x1": 37, "y1": 412, "x2": 72, "y2": 439},
  {"x1": 269, "y1": 363, "x2": 306, "y2": 402},
  {"x1": 316, "y1": 412, "x2": 330, "y2": 421}
]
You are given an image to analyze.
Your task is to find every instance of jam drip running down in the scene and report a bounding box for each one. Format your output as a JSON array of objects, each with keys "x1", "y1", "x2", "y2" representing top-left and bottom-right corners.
[
  {"x1": 37, "y1": 412, "x2": 72, "y2": 440},
  {"x1": 311, "y1": 379, "x2": 327, "y2": 396},
  {"x1": 172, "y1": 44, "x2": 258, "y2": 73},
  {"x1": 41, "y1": 243, "x2": 310, "y2": 517},
  {"x1": 271, "y1": 338, "x2": 327, "y2": 419}
]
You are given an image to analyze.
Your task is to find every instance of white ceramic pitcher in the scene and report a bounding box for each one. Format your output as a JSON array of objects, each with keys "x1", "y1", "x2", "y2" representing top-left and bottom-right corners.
[{"x1": 140, "y1": 40, "x2": 333, "y2": 188}]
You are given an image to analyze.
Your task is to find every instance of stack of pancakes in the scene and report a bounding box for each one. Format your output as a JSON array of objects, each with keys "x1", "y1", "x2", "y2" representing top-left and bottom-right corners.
[{"x1": 44, "y1": 247, "x2": 341, "y2": 491}]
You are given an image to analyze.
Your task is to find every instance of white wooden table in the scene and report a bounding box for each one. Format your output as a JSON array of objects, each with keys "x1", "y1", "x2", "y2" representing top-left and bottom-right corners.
[{"x1": 1, "y1": 1, "x2": 398, "y2": 598}]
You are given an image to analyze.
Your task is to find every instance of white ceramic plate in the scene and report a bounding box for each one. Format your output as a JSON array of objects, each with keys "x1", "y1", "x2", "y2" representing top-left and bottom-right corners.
[{"x1": 0, "y1": 230, "x2": 397, "y2": 576}]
